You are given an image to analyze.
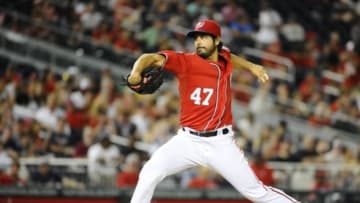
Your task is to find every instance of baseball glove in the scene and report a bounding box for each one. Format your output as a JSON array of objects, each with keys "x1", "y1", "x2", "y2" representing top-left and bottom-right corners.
[{"x1": 127, "y1": 66, "x2": 164, "y2": 94}]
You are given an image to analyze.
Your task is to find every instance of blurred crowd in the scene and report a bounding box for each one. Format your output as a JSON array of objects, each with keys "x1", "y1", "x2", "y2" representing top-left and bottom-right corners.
[
  {"x1": 1, "y1": 0, "x2": 359, "y2": 131},
  {"x1": 0, "y1": 0, "x2": 360, "y2": 199}
]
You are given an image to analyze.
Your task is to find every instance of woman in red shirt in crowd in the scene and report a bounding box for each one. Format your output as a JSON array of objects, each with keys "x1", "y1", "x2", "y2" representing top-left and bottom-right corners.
[{"x1": 117, "y1": 153, "x2": 140, "y2": 188}]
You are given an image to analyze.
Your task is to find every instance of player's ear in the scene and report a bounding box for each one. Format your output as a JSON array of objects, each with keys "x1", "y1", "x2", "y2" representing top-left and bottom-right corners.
[{"x1": 214, "y1": 37, "x2": 220, "y2": 46}]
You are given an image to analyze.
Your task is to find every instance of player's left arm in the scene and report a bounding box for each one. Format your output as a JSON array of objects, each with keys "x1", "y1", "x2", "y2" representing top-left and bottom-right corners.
[{"x1": 231, "y1": 54, "x2": 269, "y2": 83}]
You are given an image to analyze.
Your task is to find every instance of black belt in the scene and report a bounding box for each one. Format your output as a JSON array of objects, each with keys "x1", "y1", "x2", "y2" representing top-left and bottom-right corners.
[{"x1": 182, "y1": 127, "x2": 229, "y2": 137}]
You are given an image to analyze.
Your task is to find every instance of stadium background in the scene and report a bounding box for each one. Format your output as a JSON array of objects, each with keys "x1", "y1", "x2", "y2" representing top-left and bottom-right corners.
[{"x1": 0, "y1": 0, "x2": 359, "y2": 203}]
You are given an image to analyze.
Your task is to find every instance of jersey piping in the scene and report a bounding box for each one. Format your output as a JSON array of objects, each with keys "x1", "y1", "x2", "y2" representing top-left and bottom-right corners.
[
  {"x1": 216, "y1": 74, "x2": 228, "y2": 129},
  {"x1": 203, "y1": 63, "x2": 221, "y2": 131}
]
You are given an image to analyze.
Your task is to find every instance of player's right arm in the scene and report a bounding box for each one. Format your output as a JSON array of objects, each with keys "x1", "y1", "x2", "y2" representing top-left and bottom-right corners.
[
  {"x1": 231, "y1": 54, "x2": 269, "y2": 83},
  {"x1": 128, "y1": 53, "x2": 165, "y2": 85}
]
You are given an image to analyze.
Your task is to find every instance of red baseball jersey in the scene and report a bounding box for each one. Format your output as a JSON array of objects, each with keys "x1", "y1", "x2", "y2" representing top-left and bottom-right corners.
[{"x1": 160, "y1": 48, "x2": 233, "y2": 131}]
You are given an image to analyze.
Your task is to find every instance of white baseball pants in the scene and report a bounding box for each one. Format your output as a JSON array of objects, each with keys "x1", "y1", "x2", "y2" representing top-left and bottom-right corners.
[{"x1": 130, "y1": 127, "x2": 299, "y2": 203}]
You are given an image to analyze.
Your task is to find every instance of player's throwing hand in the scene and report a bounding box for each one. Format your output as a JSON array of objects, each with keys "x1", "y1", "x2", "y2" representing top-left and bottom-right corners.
[{"x1": 251, "y1": 64, "x2": 269, "y2": 83}]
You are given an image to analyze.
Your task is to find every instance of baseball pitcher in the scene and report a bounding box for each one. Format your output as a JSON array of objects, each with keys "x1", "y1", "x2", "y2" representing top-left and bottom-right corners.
[{"x1": 127, "y1": 19, "x2": 299, "y2": 203}]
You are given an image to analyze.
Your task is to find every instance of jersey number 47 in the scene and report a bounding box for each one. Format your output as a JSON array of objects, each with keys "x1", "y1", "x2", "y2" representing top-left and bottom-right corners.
[{"x1": 190, "y1": 87, "x2": 214, "y2": 106}]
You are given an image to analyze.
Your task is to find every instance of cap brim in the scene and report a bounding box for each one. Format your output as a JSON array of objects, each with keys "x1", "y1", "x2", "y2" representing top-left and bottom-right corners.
[{"x1": 186, "y1": 31, "x2": 215, "y2": 38}]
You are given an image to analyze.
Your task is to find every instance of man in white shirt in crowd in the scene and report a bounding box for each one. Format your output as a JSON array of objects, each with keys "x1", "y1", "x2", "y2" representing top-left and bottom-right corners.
[{"x1": 87, "y1": 133, "x2": 121, "y2": 186}]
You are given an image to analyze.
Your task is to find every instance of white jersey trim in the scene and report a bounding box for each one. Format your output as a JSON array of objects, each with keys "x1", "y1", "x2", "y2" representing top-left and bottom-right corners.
[
  {"x1": 158, "y1": 52, "x2": 169, "y2": 69},
  {"x1": 215, "y1": 74, "x2": 228, "y2": 129},
  {"x1": 203, "y1": 63, "x2": 221, "y2": 131}
]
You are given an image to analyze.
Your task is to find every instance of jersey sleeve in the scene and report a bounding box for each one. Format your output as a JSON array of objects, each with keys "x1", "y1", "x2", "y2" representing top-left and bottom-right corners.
[
  {"x1": 158, "y1": 50, "x2": 185, "y2": 75},
  {"x1": 220, "y1": 46, "x2": 231, "y2": 60},
  {"x1": 220, "y1": 46, "x2": 233, "y2": 76}
]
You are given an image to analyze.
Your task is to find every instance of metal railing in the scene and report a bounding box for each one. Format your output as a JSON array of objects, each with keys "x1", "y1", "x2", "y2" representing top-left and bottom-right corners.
[
  {"x1": 0, "y1": 7, "x2": 137, "y2": 67},
  {"x1": 18, "y1": 156, "x2": 360, "y2": 190},
  {"x1": 0, "y1": 27, "x2": 129, "y2": 77},
  {"x1": 19, "y1": 156, "x2": 360, "y2": 173},
  {"x1": 0, "y1": 7, "x2": 102, "y2": 49},
  {"x1": 242, "y1": 47, "x2": 296, "y2": 83},
  {"x1": 232, "y1": 99, "x2": 360, "y2": 150}
]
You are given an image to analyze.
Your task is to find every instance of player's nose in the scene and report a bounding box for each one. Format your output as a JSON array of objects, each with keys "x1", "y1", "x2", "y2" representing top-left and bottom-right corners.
[{"x1": 194, "y1": 36, "x2": 202, "y2": 46}]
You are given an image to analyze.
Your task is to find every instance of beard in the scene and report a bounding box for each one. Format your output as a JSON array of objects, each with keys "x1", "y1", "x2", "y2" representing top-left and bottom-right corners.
[{"x1": 196, "y1": 43, "x2": 217, "y2": 59}]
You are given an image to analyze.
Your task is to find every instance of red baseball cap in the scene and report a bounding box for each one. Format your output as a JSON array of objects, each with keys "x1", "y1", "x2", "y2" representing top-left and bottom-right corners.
[{"x1": 187, "y1": 19, "x2": 221, "y2": 38}]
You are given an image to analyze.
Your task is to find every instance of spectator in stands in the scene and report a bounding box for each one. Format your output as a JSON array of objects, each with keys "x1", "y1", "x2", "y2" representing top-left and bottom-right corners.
[
  {"x1": 290, "y1": 168, "x2": 313, "y2": 191},
  {"x1": 274, "y1": 83, "x2": 292, "y2": 113},
  {"x1": 330, "y1": 93, "x2": 359, "y2": 133},
  {"x1": 303, "y1": 192, "x2": 321, "y2": 203},
  {"x1": 229, "y1": 14, "x2": 254, "y2": 35},
  {"x1": 88, "y1": 107, "x2": 111, "y2": 141},
  {"x1": 35, "y1": 93, "x2": 63, "y2": 131},
  {"x1": 0, "y1": 142, "x2": 13, "y2": 185},
  {"x1": 0, "y1": 167, "x2": 13, "y2": 185},
  {"x1": 16, "y1": 70, "x2": 46, "y2": 108},
  {"x1": 333, "y1": 169, "x2": 356, "y2": 190},
  {"x1": 67, "y1": 78, "x2": 92, "y2": 141},
  {"x1": 280, "y1": 15, "x2": 305, "y2": 52},
  {"x1": 289, "y1": 92, "x2": 310, "y2": 118},
  {"x1": 255, "y1": 1, "x2": 282, "y2": 48},
  {"x1": 1, "y1": 126, "x2": 20, "y2": 152},
  {"x1": 92, "y1": 22, "x2": 113, "y2": 45},
  {"x1": 0, "y1": 68, "x2": 16, "y2": 103},
  {"x1": 111, "y1": 0, "x2": 138, "y2": 29},
  {"x1": 277, "y1": 120, "x2": 293, "y2": 143},
  {"x1": 114, "y1": 110, "x2": 138, "y2": 155},
  {"x1": 299, "y1": 72, "x2": 318, "y2": 102},
  {"x1": 137, "y1": 19, "x2": 167, "y2": 52},
  {"x1": 47, "y1": 117, "x2": 73, "y2": 157},
  {"x1": 89, "y1": 69, "x2": 115, "y2": 117},
  {"x1": 187, "y1": 167, "x2": 217, "y2": 189},
  {"x1": 262, "y1": 42, "x2": 288, "y2": 72},
  {"x1": 249, "y1": 80, "x2": 274, "y2": 114},
  {"x1": 65, "y1": 21, "x2": 84, "y2": 49},
  {"x1": 236, "y1": 112, "x2": 261, "y2": 141},
  {"x1": 306, "y1": 140, "x2": 330, "y2": 163},
  {"x1": 293, "y1": 135, "x2": 317, "y2": 162},
  {"x1": 337, "y1": 51, "x2": 360, "y2": 90},
  {"x1": 332, "y1": 2, "x2": 356, "y2": 45},
  {"x1": 6, "y1": 160, "x2": 27, "y2": 186},
  {"x1": 143, "y1": 120, "x2": 174, "y2": 154},
  {"x1": 87, "y1": 133, "x2": 121, "y2": 187},
  {"x1": 43, "y1": 69, "x2": 57, "y2": 94},
  {"x1": 73, "y1": 126, "x2": 94, "y2": 157},
  {"x1": 250, "y1": 153, "x2": 275, "y2": 186},
  {"x1": 231, "y1": 69, "x2": 254, "y2": 103},
  {"x1": 252, "y1": 125, "x2": 273, "y2": 156},
  {"x1": 343, "y1": 146, "x2": 358, "y2": 164},
  {"x1": 17, "y1": 126, "x2": 33, "y2": 157},
  {"x1": 308, "y1": 101, "x2": 332, "y2": 126},
  {"x1": 68, "y1": 88, "x2": 90, "y2": 113},
  {"x1": 354, "y1": 170, "x2": 360, "y2": 191},
  {"x1": 228, "y1": 14, "x2": 255, "y2": 53},
  {"x1": 221, "y1": 0, "x2": 244, "y2": 23},
  {"x1": 312, "y1": 170, "x2": 332, "y2": 191},
  {"x1": 116, "y1": 153, "x2": 140, "y2": 188},
  {"x1": 79, "y1": 3, "x2": 103, "y2": 33},
  {"x1": 270, "y1": 140, "x2": 297, "y2": 162},
  {"x1": 30, "y1": 162, "x2": 61, "y2": 187},
  {"x1": 351, "y1": 16, "x2": 360, "y2": 54},
  {"x1": 113, "y1": 30, "x2": 140, "y2": 54},
  {"x1": 323, "y1": 139, "x2": 346, "y2": 163}
]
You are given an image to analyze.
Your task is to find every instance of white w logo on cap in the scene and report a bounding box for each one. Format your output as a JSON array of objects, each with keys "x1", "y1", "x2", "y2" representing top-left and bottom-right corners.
[{"x1": 195, "y1": 21, "x2": 204, "y2": 29}]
